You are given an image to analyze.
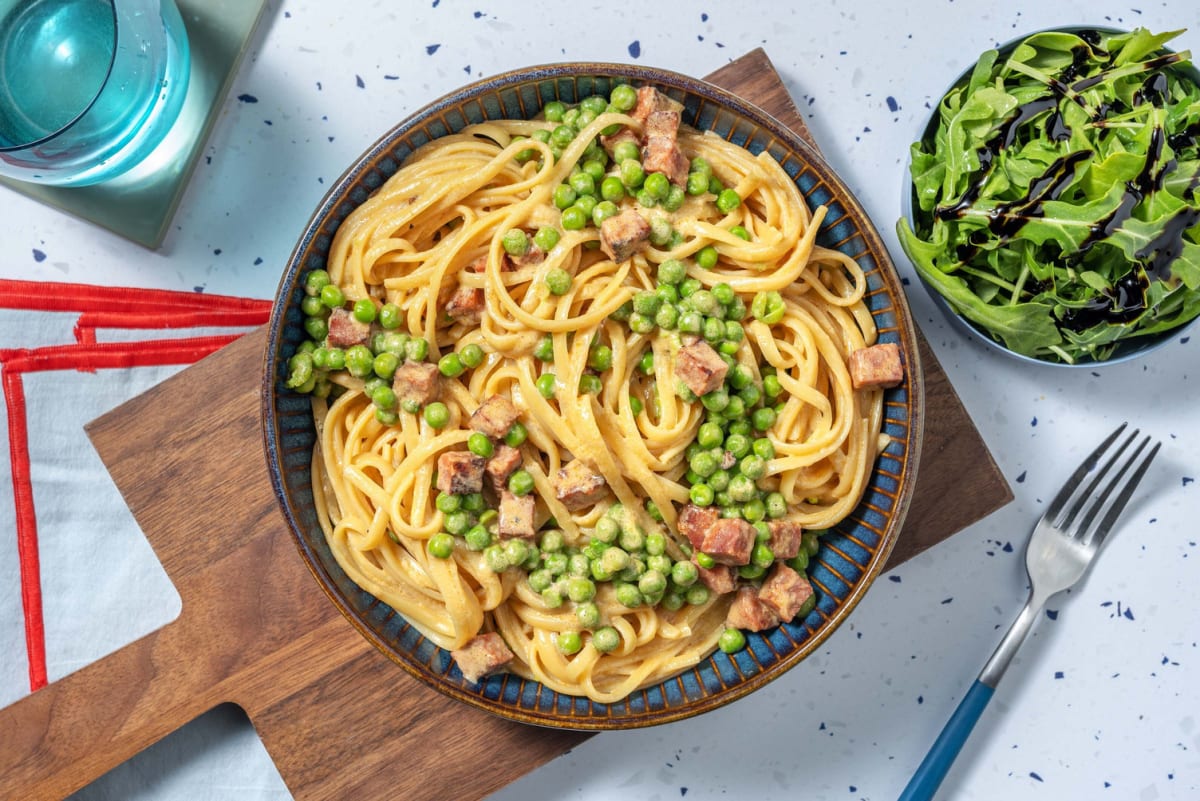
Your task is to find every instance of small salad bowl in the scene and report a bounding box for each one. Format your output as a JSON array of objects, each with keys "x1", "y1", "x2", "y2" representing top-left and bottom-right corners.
[{"x1": 898, "y1": 26, "x2": 1200, "y2": 367}]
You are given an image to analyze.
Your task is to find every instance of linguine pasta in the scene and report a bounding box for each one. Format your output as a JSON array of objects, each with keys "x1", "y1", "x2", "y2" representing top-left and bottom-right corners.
[{"x1": 297, "y1": 91, "x2": 891, "y2": 703}]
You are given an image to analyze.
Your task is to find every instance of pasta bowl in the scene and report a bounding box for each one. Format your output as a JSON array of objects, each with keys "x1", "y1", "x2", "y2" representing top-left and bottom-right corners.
[{"x1": 261, "y1": 63, "x2": 924, "y2": 729}]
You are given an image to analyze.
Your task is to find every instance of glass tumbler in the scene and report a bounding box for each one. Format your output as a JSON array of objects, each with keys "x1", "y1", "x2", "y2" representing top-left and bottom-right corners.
[{"x1": 0, "y1": 0, "x2": 190, "y2": 186}]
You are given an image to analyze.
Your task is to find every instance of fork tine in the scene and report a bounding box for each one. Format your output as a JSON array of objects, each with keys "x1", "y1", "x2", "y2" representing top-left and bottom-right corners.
[
  {"x1": 1080, "y1": 438, "x2": 1161, "y2": 548},
  {"x1": 1043, "y1": 422, "x2": 1127, "y2": 527},
  {"x1": 1063, "y1": 429, "x2": 1141, "y2": 537}
]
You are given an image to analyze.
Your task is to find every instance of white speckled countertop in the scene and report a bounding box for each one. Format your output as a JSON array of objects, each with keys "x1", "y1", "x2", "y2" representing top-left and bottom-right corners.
[{"x1": 1, "y1": 1, "x2": 1196, "y2": 800}]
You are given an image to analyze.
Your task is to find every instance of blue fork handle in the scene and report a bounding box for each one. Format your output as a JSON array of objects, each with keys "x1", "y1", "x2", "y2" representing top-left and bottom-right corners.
[{"x1": 897, "y1": 679, "x2": 996, "y2": 801}]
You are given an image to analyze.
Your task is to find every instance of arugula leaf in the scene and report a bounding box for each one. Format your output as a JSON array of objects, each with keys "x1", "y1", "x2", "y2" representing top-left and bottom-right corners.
[{"x1": 899, "y1": 26, "x2": 1200, "y2": 363}]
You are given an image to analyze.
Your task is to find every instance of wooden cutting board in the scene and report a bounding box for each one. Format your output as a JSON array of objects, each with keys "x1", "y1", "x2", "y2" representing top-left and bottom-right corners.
[{"x1": 0, "y1": 49, "x2": 1011, "y2": 801}]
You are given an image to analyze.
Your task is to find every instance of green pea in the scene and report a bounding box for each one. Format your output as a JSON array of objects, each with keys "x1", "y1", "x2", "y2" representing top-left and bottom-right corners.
[
  {"x1": 787, "y1": 551, "x2": 810, "y2": 573},
  {"x1": 545, "y1": 268, "x2": 573, "y2": 295},
  {"x1": 610, "y1": 84, "x2": 638, "y2": 111},
  {"x1": 689, "y1": 156, "x2": 712, "y2": 178},
  {"x1": 305, "y1": 268, "x2": 331, "y2": 296},
  {"x1": 803, "y1": 529, "x2": 823, "y2": 557},
  {"x1": 528, "y1": 569, "x2": 554, "y2": 592},
  {"x1": 638, "y1": 569, "x2": 667, "y2": 597},
  {"x1": 556, "y1": 206, "x2": 585, "y2": 231},
  {"x1": 592, "y1": 626, "x2": 620, "y2": 652},
  {"x1": 567, "y1": 553, "x2": 590, "y2": 577},
  {"x1": 484, "y1": 544, "x2": 509, "y2": 572},
  {"x1": 436, "y1": 491, "x2": 463, "y2": 515},
  {"x1": 763, "y1": 374, "x2": 783, "y2": 399},
  {"x1": 718, "y1": 627, "x2": 747, "y2": 653},
  {"x1": 694, "y1": 551, "x2": 716, "y2": 569},
  {"x1": 345, "y1": 345, "x2": 374, "y2": 378},
  {"x1": 319, "y1": 283, "x2": 345, "y2": 309},
  {"x1": 553, "y1": 183, "x2": 577, "y2": 209},
  {"x1": 406, "y1": 337, "x2": 429, "y2": 362},
  {"x1": 663, "y1": 184, "x2": 685, "y2": 212},
  {"x1": 467, "y1": 432, "x2": 493, "y2": 458},
  {"x1": 415, "y1": 402, "x2": 446, "y2": 431},
  {"x1": 370, "y1": 385, "x2": 397, "y2": 410},
  {"x1": 536, "y1": 372, "x2": 557, "y2": 398},
  {"x1": 671, "y1": 560, "x2": 699, "y2": 588},
  {"x1": 446, "y1": 510, "x2": 473, "y2": 535},
  {"x1": 594, "y1": 516, "x2": 620, "y2": 544},
  {"x1": 541, "y1": 587, "x2": 565, "y2": 608},
  {"x1": 766, "y1": 492, "x2": 788, "y2": 519},
  {"x1": 677, "y1": 310, "x2": 702, "y2": 334},
  {"x1": 615, "y1": 583, "x2": 643, "y2": 608},
  {"x1": 543, "y1": 100, "x2": 566, "y2": 122},
  {"x1": 709, "y1": 468, "x2": 731, "y2": 493},
  {"x1": 651, "y1": 303, "x2": 676, "y2": 330},
  {"x1": 619, "y1": 158, "x2": 645, "y2": 189},
  {"x1": 301, "y1": 295, "x2": 327, "y2": 318},
  {"x1": 507, "y1": 469, "x2": 534, "y2": 496},
  {"x1": 696, "y1": 245, "x2": 719, "y2": 269},
  {"x1": 438, "y1": 352, "x2": 465, "y2": 377},
  {"x1": 400, "y1": 399, "x2": 420, "y2": 414},
  {"x1": 534, "y1": 335, "x2": 555, "y2": 362},
  {"x1": 638, "y1": 350, "x2": 654, "y2": 374},
  {"x1": 716, "y1": 188, "x2": 742, "y2": 213},
  {"x1": 550, "y1": 124, "x2": 575, "y2": 148},
  {"x1": 352, "y1": 297, "x2": 377, "y2": 323},
  {"x1": 686, "y1": 171, "x2": 710, "y2": 196},
  {"x1": 708, "y1": 176, "x2": 725, "y2": 194},
  {"x1": 534, "y1": 226, "x2": 561, "y2": 252},
  {"x1": 629, "y1": 394, "x2": 644, "y2": 416},
  {"x1": 712, "y1": 282, "x2": 735, "y2": 307},
  {"x1": 685, "y1": 585, "x2": 710, "y2": 605},
  {"x1": 633, "y1": 291, "x2": 662, "y2": 317},
  {"x1": 501, "y1": 228, "x2": 529, "y2": 257},
  {"x1": 303, "y1": 316, "x2": 328, "y2": 342},
  {"x1": 555, "y1": 629, "x2": 583, "y2": 654},
  {"x1": 689, "y1": 450, "x2": 719, "y2": 478},
  {"x1": 726, "y1": 296, "x2": 747, "y2": 321},
  {"x1": 658, "y1": 259, "x2": 687, "y2": 285},
  {"x1": 701, "y1": 388, "x2": 729, "y2": 413},
  {"x1": 371, "y1": 352, "x2": 398, "y2": 382},
  {"x1": 427, "y1": 533, "x2": 455, "y2": 559},
  {"x1": 635, "y1": 189, "x2": 657, "y2": 208},
  {"x1": 752, "y1": 407, "x2": 777, "y2": 432},
  {"x1": 610, "y1": 300, "x2": 634, "y2": 322},
  {"x1": 753, "y1": 438, "x2": 775, "y2": 461},
  {"x1": 582, "y1": 158, "x2": 606, "y2": 181},
  {"x1": 285, "y1": 352, "x2": 314, "y2": 390},
  {"x1": 647, "y1": 216, "x2": 672, "y2": 247},
  {"x1": 592, "y1": 200, "x2": 619, "y2": 226},
  {"x1": 579, "y1": 373, "x2": 602, "y2": 395},
  {"x1": 679, "y1": 277, "x2": 702, "y2": 298},
  {"x1": 574, "y1": 601, "x2": 601, "y2": 629},
  {"x1": 703, "y1": 316, "x2": 725, "y2": 343},
  {"x1": 696, "y1": 421, "x2": 724, "y2": 449},
  {"x1": 740, "y1": 454, "x2": 767, "y2": 480},
  {"x1": 504, "y1": 421, "x2": 528, "y2": 447},
  {"x1": 567, "y1": 577, "x2": 597, "y2": 603},
  {"x1": 643, "y1": 172, "x2": 670, "y2": 200},
  {"x1": 592, "y1": 175, "x2": 623, "y2": 203},
  {"x1": 689, "y1": 483, "x2": 714, "y2": 506},
  {"x1": 464, "y1": 524, "x2": 491, "y2": 551},
  {"x1": 628, "y1": 312, "x2": 654, "y2": 334},
  {"x1": 588, "y1": 344, "x2": 613, "y2": 372},
  {"x1": 570, "y1": 171, "x2": 596, "y2": 197},
  {"x1": 730, "y1": 225, "x2": 751, "y2": 241},
  {"x1": 375, "y1": 408, "x2": 398, "y2": 424},
  {"x1": 689, "y1": 289, "x2": 716, "y2": 315},
  {"x1": 728, "y1": 474, "x2": 757, "y2": 503},
  {"x1": 613, "y1": 140, "x2": 640, "y2": 164}
]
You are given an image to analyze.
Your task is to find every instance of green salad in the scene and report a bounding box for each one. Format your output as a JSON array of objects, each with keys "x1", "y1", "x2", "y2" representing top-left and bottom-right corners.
[{"x1": 898, "y1": 27, "x2": 1200, "y2": 363}]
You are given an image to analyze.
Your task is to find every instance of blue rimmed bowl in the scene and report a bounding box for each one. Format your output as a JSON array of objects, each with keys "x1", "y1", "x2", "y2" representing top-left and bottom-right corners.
[{"x1": 261, "y1": 63, "x2": 924, "y2": 730}]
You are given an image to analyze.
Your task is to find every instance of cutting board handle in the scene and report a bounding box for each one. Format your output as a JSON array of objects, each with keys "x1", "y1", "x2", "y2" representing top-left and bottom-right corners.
[{"x1": 0, "y1": 616, "x2": 220, "y2": 800}]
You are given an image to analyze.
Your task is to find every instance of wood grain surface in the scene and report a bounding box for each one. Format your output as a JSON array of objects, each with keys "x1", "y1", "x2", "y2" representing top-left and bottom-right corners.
[{"x1": 0, "y1": 49, "x2": 1011, "y2": 801}]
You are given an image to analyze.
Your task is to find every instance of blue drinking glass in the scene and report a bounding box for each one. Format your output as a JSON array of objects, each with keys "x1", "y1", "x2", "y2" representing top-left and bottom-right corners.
[{"x1": 0, "y1": 0, "x2": 189, "y2": 186}]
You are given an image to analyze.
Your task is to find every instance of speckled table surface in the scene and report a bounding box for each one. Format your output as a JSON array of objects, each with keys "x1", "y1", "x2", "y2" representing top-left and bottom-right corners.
[{"x1": 1, "y1": 2, "x2": 1196, "y2": 800}]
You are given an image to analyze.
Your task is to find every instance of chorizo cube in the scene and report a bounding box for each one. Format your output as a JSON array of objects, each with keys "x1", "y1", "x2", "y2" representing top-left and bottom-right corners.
[
  {"x1": 757, "y1": 564, "x2": 814, "y2": 622},
  {"x1": 848, "y1": 342, "x2": 904, "y2": 389},
  {"x1": 436, "y1": 451, "x2": 487, "y2": 495},
  {"x1": 392, "y1": 361, "x2": 441, "y2": 407},
  {"x1": 553, "y1": 459, "x2": 609, "y2": 510},
  {"x1": 485, "y1": 444, "x2": 523, "y2": 493},
  {"x1": 642, "y1": 136, "x2": 690, "y2": 187},
  {"x1": 599, "y1": 209, "x2": 651, "y2": 264},
  {"x1": 677, "y1": 503, "x2": 719, "y2": 551},
  {"x1": 700, "y1": 518, "x2": 756, "y2": 566},
  {"x1": 446, "y1": 286, "x2": 485, "y2": 324},
  {"x1": 470, "y1": 395, "x2": 520, "y2": 440},
  {"x1": 725, "y1": 586, "x2": 780, "y2": 632},
  {"x1": 630, "y1": 85, "x2": 683, "y2": 124},
  {"x1": 325, "y1": 307, "x2": 371, "y2": 349},
  {"x1": 498, "y1": 490, "x2": 537, "y2": 540},
  {"x1": 451, "y1": 632, "x2": 514, "y2": 683},
  {"x1": 694, "y1": 561, "x2": 737, "y2": 595},
  {"x1": 766, "y1": 520, "x2": 804, "y2": 560},
  {"x1": 675, "y1": 340, "x2": 729, "y2": 397}
]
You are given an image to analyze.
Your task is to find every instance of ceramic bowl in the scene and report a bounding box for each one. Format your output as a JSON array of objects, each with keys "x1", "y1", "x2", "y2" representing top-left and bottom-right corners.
[
  {"x1": 900, "y1": 26, "x2": 1200, "y2": 367},
  {"x1": 262, "y1": 63, "x2": 923, "y2": 729}
]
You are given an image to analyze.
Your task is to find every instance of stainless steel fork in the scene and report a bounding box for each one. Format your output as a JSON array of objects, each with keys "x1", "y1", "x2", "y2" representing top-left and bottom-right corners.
[{"x1": 898, "y1": 422, "x2": 1161, "y2": 801}]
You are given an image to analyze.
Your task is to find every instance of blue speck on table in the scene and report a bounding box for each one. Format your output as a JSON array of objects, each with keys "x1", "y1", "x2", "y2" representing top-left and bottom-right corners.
[
  {"x1": 628, "y1": 40, "x2": 641, "y2": 58},
  {"x1": 356, "y1": 75, "x2": 365, "y2": 88},
  {"x1": 32, "y1": 249, "x2": 46, "y2": 262},
  {"x1": 427, "y1": 44, "x2": 441, "y2": 55},
  {"x1": 886, "y1": 96, "x2": 900, "y2": 111}
]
